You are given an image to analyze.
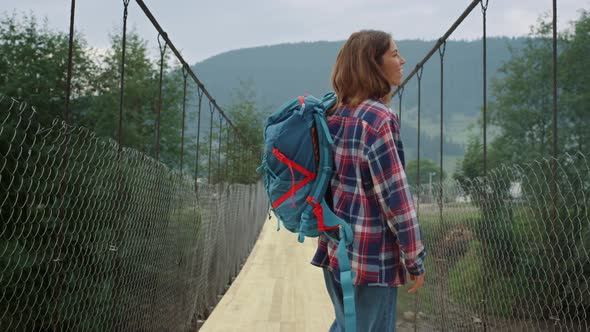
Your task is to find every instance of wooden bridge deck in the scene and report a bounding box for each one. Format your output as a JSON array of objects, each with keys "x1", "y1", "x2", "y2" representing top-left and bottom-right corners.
[{"x1": 199, "y1": 216, "x2": 334, "y2": 332}]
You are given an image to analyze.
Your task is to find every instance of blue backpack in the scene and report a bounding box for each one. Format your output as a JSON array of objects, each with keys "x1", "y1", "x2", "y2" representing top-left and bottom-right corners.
[{"x1": 257, "y1": 92, "x2": 356, "y2": 332}]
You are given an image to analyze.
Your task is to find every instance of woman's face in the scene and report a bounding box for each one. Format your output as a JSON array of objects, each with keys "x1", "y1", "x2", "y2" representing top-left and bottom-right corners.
[{"x1": 380, "y1": 39, "x2": 406, "y2": 86}]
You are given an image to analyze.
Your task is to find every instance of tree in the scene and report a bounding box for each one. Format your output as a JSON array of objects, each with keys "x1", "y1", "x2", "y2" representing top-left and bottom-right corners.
[
  {"x1": 0, "y1": 15, "x2": 101, "y2": 330},
  {"x1": 215, "y1": 80, "x2": 267, "y2": 184},
  {"x1": 486, "y1": 11, "x2": 590, "y2": 165},
  {"x1": 560, "y1": 10, "x2": 590, "y2": 155},
  {"x1": 0, "y1": 13, "x2": 96, "y2": 125},
  {"x1": 453, "y1": 135, "x2": 508, "y2": 185},
  {"x1": 456, "y1": 11, "x2": 590, "y2": 183},
  {"x1": 80, "y1": 30, "x2": 186, "y2": 169},
  {"x1": 0, "y1": 14, "x2": 191, "y2": 330},
  {"x1": 405, "y1": 159, "x2": 446, "y2": 187},
  {"x1": 454, "y1": 12, "x2": 590, "y2": 320}
]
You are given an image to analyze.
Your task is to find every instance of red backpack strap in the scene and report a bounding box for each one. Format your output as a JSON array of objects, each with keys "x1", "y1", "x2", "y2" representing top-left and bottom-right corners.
[{"x1": 271, "y1": 148, "x2": 316, "y2": 209}]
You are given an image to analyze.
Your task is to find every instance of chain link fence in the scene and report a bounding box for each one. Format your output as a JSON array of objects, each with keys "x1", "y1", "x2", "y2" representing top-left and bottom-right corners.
[
  {"x1": 0, "y1": 96, "x2": 268, "y2": 331},
  {"x1": 2, "y1": 94, "x2": 589, "y2": 331},
  {"x1": 397, "y1": 153, "x2": 589, "y2": 331}
]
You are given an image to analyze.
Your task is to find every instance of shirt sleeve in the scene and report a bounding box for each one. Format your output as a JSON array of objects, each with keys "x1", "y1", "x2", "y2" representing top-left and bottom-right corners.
[{"x1": 366, "y1": 120, "x2": 426, "y2": 276}]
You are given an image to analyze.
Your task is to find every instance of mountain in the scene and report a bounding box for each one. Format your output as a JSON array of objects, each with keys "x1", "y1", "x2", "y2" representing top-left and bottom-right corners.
[{"x1": 187, "y1": 37, "x2": 527, "y2": 172}]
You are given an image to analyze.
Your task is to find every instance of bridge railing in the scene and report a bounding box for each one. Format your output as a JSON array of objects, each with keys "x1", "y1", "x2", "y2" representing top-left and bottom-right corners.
[
  {"x1": 389, "y1": 0, "x2": 589, "y2": 329},
  {"x1": 3, "y1": 0, "x2": 588, "y2": 330},
  {"x1": 0, "y1": 96, "x2": 268, "y2": 331},
  {"x1": 399, "y1": 153, "x2": 589, "y2": 331}
]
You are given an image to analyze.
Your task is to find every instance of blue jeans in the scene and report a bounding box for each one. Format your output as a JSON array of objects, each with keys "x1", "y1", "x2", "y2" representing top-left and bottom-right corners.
[{"x1": 323, "y1": 269, "x2": 398, "y2": 332}]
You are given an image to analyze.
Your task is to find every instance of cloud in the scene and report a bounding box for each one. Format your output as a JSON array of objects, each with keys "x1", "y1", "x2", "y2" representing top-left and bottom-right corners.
[
  {"x1": 2, "y1": 0, "x2": 586, "y2": 62},
  {"x1": 503, "y1": 9, "x2": 540, "y2": 35}
]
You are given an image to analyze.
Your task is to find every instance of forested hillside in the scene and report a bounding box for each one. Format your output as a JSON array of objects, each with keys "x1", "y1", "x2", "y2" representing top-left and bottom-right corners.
[{"x1": 189, "y1": 37, "x2": 527, "y2": 167}]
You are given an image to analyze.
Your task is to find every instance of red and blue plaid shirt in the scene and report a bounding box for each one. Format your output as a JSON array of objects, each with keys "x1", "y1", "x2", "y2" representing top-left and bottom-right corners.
[{"x1": 311, "y1": 99, "x2": 425, "y2": 286}]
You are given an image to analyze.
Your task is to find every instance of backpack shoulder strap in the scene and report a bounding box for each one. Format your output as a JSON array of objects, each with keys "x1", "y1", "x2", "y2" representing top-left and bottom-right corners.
[
  {"x1": 319, "y1": 92, "x2": 356, "y2": 332},
  {"x1": 293, "y1": 93, "x2": 356, "y2": 332},
  {"x1": 319, "y1": 92, "x2": 337, "y2": 111}
]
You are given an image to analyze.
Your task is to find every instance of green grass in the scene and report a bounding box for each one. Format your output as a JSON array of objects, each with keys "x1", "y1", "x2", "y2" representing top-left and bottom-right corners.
[
  {"x1": 448, "y1": 240, "x2": 523, "y2": 318},
  {"x1": 396, "y1": 258, "x2": 440, "y2": 315},
  {"x1": 396, "y1": 207, "x2": 531, "y2": 319},
  {"x1": 396, "y1": 208, "x2": 480, "y2": 315},
  {"x1": 402, "y1": 204, "x2": 564, "y2": 320}
]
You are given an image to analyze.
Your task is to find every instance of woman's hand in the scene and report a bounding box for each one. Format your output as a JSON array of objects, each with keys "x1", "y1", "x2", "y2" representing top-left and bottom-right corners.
[{"x1": 408, "y1": 273, "x2": 425, "y2": 293}]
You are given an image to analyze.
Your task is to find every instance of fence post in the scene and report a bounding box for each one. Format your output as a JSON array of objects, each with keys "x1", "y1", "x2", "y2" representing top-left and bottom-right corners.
[
  {"x1": 480, "y1": 2, "x2": 489, "y2": 329},
  {"x1": 52, "y1": 0, "x2": 76, "y2": 329},
  {"x1": 438, "y1": 40, "x2": 448, "y2": 332},
  {"x1": 110, "y1": 1, "x2": 130, "y2": 330},
  {"x1": 550, "y1": 0, "x2": 560, "y2": 324}
]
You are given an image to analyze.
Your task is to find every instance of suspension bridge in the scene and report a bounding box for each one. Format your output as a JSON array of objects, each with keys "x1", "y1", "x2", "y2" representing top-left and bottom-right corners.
[{"x1": 1, "y1": 0, "x2": 588, "y2": 331}]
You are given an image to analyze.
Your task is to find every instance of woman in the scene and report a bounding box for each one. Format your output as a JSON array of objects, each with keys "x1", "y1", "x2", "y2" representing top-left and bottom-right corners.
[{"x1": 311, "y1": 30, "x2": 426, "y2": 332}]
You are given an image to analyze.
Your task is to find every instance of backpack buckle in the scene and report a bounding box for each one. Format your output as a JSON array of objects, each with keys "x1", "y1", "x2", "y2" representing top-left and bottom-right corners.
[
  {"x1": 294, "y1": 96, "x2": 306, "y2": 116},
  {"x1": 306, "y1": 197, "x2": 339, "y2": 232}
]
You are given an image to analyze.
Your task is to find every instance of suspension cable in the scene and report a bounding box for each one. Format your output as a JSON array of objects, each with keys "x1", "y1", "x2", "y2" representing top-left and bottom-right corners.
[
  {"x1": 195, "y1": 88, "x2": 204, "y2": 191},
  {"x1": 414, "y1": 64, "x2": 424, "y2": 332},
  {"x1": 180, "y1": 67, "x2": 189, "y2": 176},
  {"x1": 218, "y1": 114, "x2": 223, "y2": 182},
  {"x1": 397, "y1": 86, "x2": 404, "y2": 128},
  {"x1": 392, "y1": 0, "x2": 481, "y2": 98},
  {"x1": 155, "y1": 33, "x2": 167, "y2": 161},
  {"x1": 208, "y1": 101, "x2": 214, "y2": 184},
  {"x1": 134, "y1": 0, "x2": 259, "y2": 155},
  {"x1": 416, "y1": 65, "x2": 424, "y2": 199}
]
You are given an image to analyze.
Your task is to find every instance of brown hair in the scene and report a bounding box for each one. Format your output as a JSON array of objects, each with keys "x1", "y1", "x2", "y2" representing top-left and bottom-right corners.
[{"x1": 330, "y1": 30, "x2": 393, "y2": 112}]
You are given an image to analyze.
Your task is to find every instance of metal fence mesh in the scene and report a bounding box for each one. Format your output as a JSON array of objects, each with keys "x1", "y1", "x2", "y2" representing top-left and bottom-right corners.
[
  {"x1": 2, "y1": 95, "x2": 589, "y2": 331},
  {"x1": 0, "y1": 96, "x2": 268, "y2": 331},
  {"x1": 397, "y1": 153, "x2": 589, "y2": 331}
]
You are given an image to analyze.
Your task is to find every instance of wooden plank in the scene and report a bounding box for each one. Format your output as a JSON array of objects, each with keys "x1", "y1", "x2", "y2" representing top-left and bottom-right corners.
[{"x1": 200, "y1": 216, "x2": 333, "y2": 332}]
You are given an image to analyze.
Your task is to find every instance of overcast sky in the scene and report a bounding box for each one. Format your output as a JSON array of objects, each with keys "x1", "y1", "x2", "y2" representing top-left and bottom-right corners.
[{"x1": 3, "y1": 0, "x2": 588, "y2": 63}]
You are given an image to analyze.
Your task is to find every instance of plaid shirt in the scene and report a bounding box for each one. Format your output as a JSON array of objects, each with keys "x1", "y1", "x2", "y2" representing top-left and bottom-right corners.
[{"x1": 311, "y1": 99, "x2": 425, "y2": 286}]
